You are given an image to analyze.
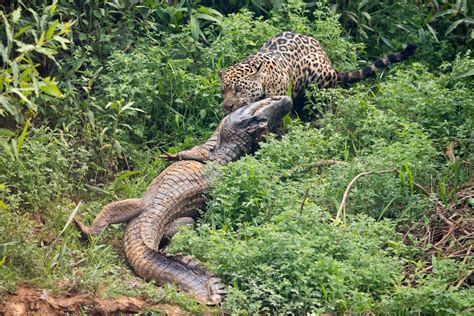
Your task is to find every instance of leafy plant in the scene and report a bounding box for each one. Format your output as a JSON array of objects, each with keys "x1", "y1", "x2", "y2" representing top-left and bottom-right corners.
[{"x1": 0, "y1": 3, "x2": 72, "y2": 124}]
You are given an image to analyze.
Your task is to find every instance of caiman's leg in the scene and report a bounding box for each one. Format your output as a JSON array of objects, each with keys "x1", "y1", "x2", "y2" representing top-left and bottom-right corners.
[
  {"x1": 159, "y1": 217, "x2": 195, "y2": 249},
  {"x1": 74, "y1": 198, "x2": 144, "y2": 238}
]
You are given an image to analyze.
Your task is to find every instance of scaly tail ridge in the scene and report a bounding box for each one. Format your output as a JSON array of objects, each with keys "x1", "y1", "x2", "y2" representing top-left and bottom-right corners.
[{"x1": 337, "y1": 44, "x2": 417, "y2": 84}]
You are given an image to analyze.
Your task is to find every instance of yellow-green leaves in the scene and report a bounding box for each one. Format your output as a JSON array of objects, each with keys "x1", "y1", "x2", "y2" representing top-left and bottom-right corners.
[
  {"x1": 0, "y1": 3, "x2": 71, "y2": 124},
  {"x1": 46, "y1": 20, "x2": 59, "y2": 40},
  {"x1": 49, "y1": 0, "x2": 58, "y2": 15},
  {"x1": 12, "y1": 7, "x2": 21, "y2": 23},
  {"x1": 40, "y1": 77, "x2": 63, "y2": 98}
]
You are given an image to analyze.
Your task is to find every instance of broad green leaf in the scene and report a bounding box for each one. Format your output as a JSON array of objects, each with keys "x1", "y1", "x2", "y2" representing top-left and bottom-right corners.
[
  {"x1": 362, "y1": 11, "x2": 372, "y2": 21},
  {"x1": 197, "y1": 6, "x2": 223, "y2": 17},
  {"x1": 175, "y1": 113, "x2": 181, "y2": 126},
  {"x1": 53, "y1": 35, "x2": 70, "y2": 50},
  {"x1": 16, "y1": 44, "x2": 35, "y2": 53},
  {"x1": 73, "y1": 58, "x2": 84, "y2": 71},
  {"x1": 19, "y1": 64, "x2": 36, "y2": 81},
  {"x1": 10, "y1": 88, "x2": 36, "y2": 111},
  {"x1": 46, "y1": 20, "x2": 59, "y2": 40},
  {"x1": 282, "y1": 113, "x2": 292, "y2": 129},
  {"x1": 403, "y1": 164, "x2": 414, "y2": 194},
  {"x1": 79, "y1": 33, "x2": 87, "y2": 41},
  {"x1": 27, "y1": 8, "x2": 39, "y2": 24},
  {"x1": 0, "y1": 128, "x2": 15, "y2": 138},
  {"x1": 115, "y1": 170, "x2": 140, "y2": 182},
  {"x1": 31, "y1": 76, "x2": 40, "y2": 97},
  {"x1": 11, "y1": 62, "x2": 19, "y2": 86},
  {"x1": 37, "y1": 32, "x2": 45, "y2": 46},
  {"x1": 113, "y1": 139, "x2": 124, "y2": 155},
  {"x1": 49, "y1": 2, "x2": 58, "y2": 15},
  {"x1": 445, "y1": 19, "x2": 465, "y2": 35},
  {"x1": 0, "y1": 95, "x2": 17, "y2": 119},
  {"x1": 0, "y1": 139, "x2": 14, "y2": 160},
  {"x1": 16, "y1": 119, "x2": 30, "y2": 154},
  {"x1": 426, "y1": 24, "x2": 438, "y2": 42},
  {"x1": 395, "y1": 23, "x2": 410, "y2": 32},
  {"x1": 35, "y1": 47, "x2": 57, "y2": 60},
  {"x1": 195, "y1": 13, "x2": 221, "y2": 24},
  {"x1": 0, "y1": 241, "x2": 18, "y2": 249},
  {"x1": 0, "y1": 43, "x2": 8, "y2": 63},
  {"x1": 59, "y1": 20, "x2": 74, "y2": 35},
  {"x1": 1, "y1": 12, "x2": 13, "y2": 43},
  {"x1": 40, "y1": 77, "x2": 63, "y2": 98},
  {"x1": 380, "y1": 36, "x2": 393, "y2": 47},
  {"x1": 118, "y1": 101, "x2": 145, "y2": 115},
  {"x1": 119, "y1": 123, "x2": 132, "y2": 130},
  {"x1": 431, "y1": 8, "x2": 458, "y2": 20},
  {"x1": 190, "y1": 14, "x2": 199, "y2": 41},
  {"x1": 14, "y1": 25, "x2": 31, "y2": 39},
  {"x1": 93, "y1": 9, "x2": 102, "y2": 19}
]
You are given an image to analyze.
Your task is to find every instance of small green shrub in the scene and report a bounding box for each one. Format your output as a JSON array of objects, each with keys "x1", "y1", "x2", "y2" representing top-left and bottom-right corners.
[
  {"x1": 333, "y1": 0, "x2": 473, "y2": 67},
  {"x1": 375, "y1": 61, "x2": 473, "y2": 153},
  {"x1": 170, "y1": 207, "x2": 406, "y2": 313},
  {"x1": 0, "y1": 4, "x2": 72, "y2": 123},
  {"x1": 380, "y1": 257, "x2": 474, "y2": 314},
  {"x1": 96, "y1": 36, "x2": 221, "y2": 146},
  {"x1": 0, "y1": 207, "x2": 40, "y2": 292},
  {"x1": 0, "y1": 126, "x2": 91, "y2": 211}
]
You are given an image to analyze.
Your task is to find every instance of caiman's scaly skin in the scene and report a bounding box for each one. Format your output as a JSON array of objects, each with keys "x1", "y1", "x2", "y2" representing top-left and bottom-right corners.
[{"x1": 74, "y1": 97, "x2": 293, "y2": 305}]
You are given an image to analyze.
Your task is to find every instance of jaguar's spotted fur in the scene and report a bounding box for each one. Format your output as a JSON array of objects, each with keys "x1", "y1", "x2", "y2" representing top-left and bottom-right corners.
[{"x1": 220, "y1": 31, "x2": 416, "y2": 113}]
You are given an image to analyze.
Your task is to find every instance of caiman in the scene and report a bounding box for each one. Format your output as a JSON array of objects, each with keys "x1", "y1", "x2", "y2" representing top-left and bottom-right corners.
[{"x1": 74, "y1": 96, "x2": 293, "y2": 305}]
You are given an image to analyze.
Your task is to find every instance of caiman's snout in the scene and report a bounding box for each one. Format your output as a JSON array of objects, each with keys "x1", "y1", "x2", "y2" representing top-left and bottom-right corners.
[
  {"x1": 251, "y1": 96, "x2": 293, "y2": 131},
  {"x1": 230, "y1": 96, "x2": 293, "y2": 134},
  {"x1": 253, "y1": 96, "x2": 292, "y2": 120}
]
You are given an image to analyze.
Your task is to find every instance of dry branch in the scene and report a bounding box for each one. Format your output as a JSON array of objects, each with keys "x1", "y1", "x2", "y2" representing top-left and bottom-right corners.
[{"x1": 335, "y1": 169, "x2": 397, "y2": 223}]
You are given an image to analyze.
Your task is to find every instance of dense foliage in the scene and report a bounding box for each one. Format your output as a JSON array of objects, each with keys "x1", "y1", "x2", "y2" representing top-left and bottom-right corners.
[
  {"x1": 170, "y1": 56, "x2": 473, "y2": 313},
  {"x1": 1, "y1": 0, "x2": 472, "y2": 314}
]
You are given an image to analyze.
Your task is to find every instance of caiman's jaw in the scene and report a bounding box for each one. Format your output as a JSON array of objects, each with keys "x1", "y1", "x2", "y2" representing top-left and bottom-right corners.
[{"x1": 229, "y1": 96, "x2": 293, "y2": 136}]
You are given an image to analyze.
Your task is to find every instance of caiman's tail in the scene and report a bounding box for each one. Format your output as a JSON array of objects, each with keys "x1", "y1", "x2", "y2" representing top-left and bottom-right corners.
[
  {"x1": 125, "y1": 218, "x2": 226, "y2": 305},
  {"x1": 337, "y1": 44, "x2": 417, "y2": 84}
]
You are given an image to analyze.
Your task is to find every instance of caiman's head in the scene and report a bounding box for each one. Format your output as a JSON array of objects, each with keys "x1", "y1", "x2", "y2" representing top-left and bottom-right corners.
[
  {"x1": 228, "y1": 95, "x2": 293, "y2": 138},
  {"x1": 210, "y1": 96, "x2": 293, "y2": 164}
]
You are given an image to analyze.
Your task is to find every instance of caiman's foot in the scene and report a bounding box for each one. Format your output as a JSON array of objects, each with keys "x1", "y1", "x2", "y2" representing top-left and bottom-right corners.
[
  {"x1": 193, "y1": 274, "x2": 226, "y2": 305},
  {"x1": 73, "y1": 218, "x2": 92, "y2": 241},
  {"x1": 206, "y1": 274, "x2": 226, "y2": 305},
  {"x1": 169, "y1": 253, "x2": 226, "y2": 305}
]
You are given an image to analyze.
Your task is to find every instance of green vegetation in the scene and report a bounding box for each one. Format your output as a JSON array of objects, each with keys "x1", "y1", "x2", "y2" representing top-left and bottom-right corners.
[{"x1": 1, "y1": 0, "x2": 472, "y2": 314}]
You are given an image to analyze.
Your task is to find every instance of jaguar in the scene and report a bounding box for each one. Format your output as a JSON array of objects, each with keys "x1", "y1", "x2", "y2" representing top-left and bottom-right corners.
[{"x1": 220, "y1": 31, "x2": 416, "y2": 113}]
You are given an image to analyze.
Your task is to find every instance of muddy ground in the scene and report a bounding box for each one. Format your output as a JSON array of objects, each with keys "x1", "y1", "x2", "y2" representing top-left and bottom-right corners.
[{"x1": 0, "y1": 287, "x2": 201, "y2": 315}]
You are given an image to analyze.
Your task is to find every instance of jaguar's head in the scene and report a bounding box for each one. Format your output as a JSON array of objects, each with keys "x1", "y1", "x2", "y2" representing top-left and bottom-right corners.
[{"x1": 219, "y1": 59, "x2": 265, "y2": 114}]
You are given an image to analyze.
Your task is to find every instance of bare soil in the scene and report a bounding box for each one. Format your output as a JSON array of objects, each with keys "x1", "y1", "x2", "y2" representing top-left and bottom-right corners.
[{"x1": 0, "y1": 287, "x2": 195, "y2": 315}]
